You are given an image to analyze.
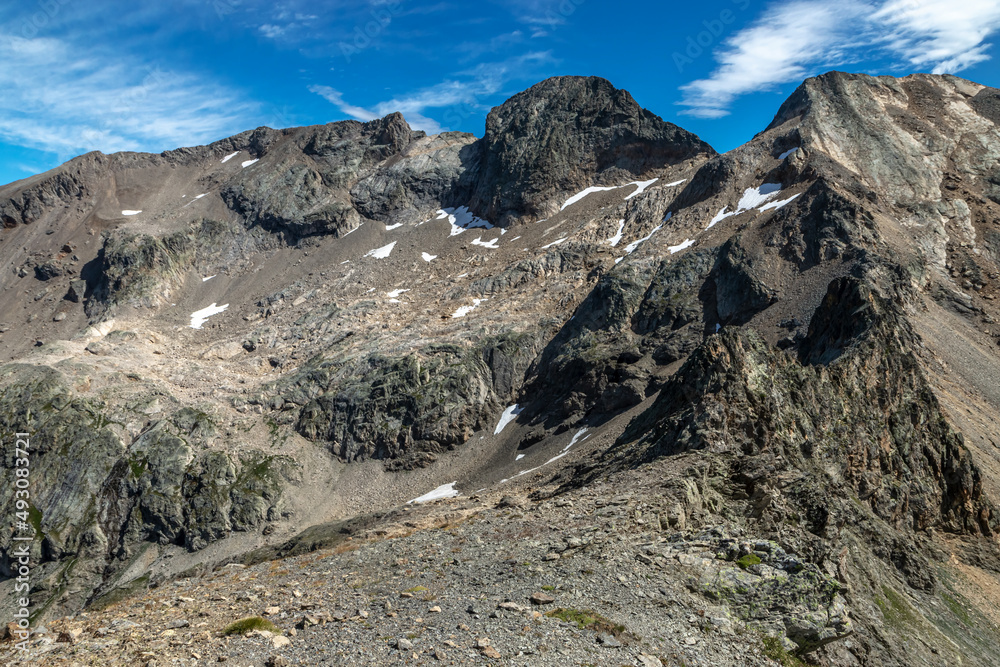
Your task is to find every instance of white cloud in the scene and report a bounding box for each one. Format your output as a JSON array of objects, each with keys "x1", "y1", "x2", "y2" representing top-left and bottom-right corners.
[
  {"x1": 0, "y1": 32, "x2": 259, "y2": 158},
  {"x1": 873, "y1": 0, "x2": 1000, "y2": 74},
  {"x1": 678, "y1": 1, "x2": 866, "y2": 118},
  {"x1": 679, "y1": 0, "x2": 1000, "y2": 118}
]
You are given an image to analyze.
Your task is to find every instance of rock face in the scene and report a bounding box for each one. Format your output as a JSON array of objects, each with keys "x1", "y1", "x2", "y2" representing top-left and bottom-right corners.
[
  {"x1": 471, "y1": 76, "x2": 716, "y2": 225},
  {"x1": 1, "y1": 71, "x2": 1000, "y2": 666}
]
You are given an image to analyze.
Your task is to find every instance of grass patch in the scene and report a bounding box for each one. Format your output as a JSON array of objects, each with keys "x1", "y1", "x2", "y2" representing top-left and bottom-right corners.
[
  {"x1": 941, "y1": 591, "x2": 973, "y2": 627},
  {"x1": 88, "y1": 574, "x2": 151, "y2": 612},
  {"x1": 222, "y1": 617, "x2": 280, "y2": 636},
  {"x1": 545, "y1": 608, "x2": 626, "y2": 637},
  {"x1": 761, "y1": 635, "x2": 808, "y2": 666},
  {"x1": 875, "y1": 584, "x2": 919, "y2": 630},
  {"x1": 404, "y1": 586, "x2": 428, "y2": 593},
  {"x1": 541, "y1": 585, "x2": 556, "y2": 592},
  {"x1": 737, "y1": 554, "x2": 762, "y2": 569}
]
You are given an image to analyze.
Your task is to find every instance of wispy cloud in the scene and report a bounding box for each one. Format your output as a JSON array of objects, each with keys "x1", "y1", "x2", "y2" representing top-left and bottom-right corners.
[
  {"x1": 679, "y1": 0, "x2": 1000, "y2": 118},
  {"x1": 0, "y1": 32, "x2": 260, "y2": 158},
  {"x1": 311, "y1": 51, "x2": 554, "y2": 133},
  {"x1": 679, "y1": 1, "x2": 864, "y2": 118},
  {"x1": 873, "y1": 0, "x2": 1000, "y2": 73}
]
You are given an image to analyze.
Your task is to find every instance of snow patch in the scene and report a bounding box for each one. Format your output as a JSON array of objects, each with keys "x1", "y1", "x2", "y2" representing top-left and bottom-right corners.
[
  {"x1": 386, "y1": 289, "x2": 410, "y2": 298},
  {"x1": 472, "y1": 236, "x2": 500, "y2": 249},
  {"x1": 708, "y1": 207, "x2": 735, "y2": 229},
  {"x1": 421, "y1": 252, "x2": 437, "y2": 262},
  {"x1": 121, "y1": 210, "x2": 142, "y2": 216},
  {"x1": 737, "y1": 183, "x2": 782, "y2": 210},
  {"x1": 342, "y1": 223, "x2": 362, "y2": 236},
  {"x1": 241, "y1": 158, "x2": 259, "y2": 168},
  {"x1": 408, "y1": 482, "x2": 459, "y2": 504},
  {"x1": 545, "y1": 428, "x2": 591, "y2": 465},
  {"x1": 451, "y1": 298, "x2": 485, "y2": 318},
  {"x1": 668, "y1": 239, "x2": 695, "y2": 254},
  {"x1": 221, "y1": 151, "x2": 239, "y2": 163},
  {"x1": 194, "y1": 193, "x2": 208, "y2": 200},
  {"x1": 607, "y1": 219, "x2": 625, "y2": 247},
  {"x1": 364, "y1": 241, "x2": 397, "y2": 259},
  {"x1": 202, "y1": 275, "x2": 216, "y2": 282},
  {"x1": 515, "y1": 454, "x2": 525, "y2": 461},
  {"x1": 385, "y1": 222, "x2": 404, "y2": 231},
  {"x1": 707, "y1": 183, "x2": 782, "y2": 229},
  {"x1": 437, "y1": 207, "x2": 493, "y2": 236},
  {"x1": 561, "y1": 186, "x2": 619, "y2": 210},
  {"x1": 541, "y1": 237, "x2": 568, "y2": 249},
  {"x1": 494, "y1": 404, "x2": 524, "y2": 435},
  {"x1": 665, "y1": 179, "x2": 687, "y2": 187},
  {"x1": 189, "y1": 303, "x2": 228, "y2": 329},
  {"x1": 758, "y1": 193, "x2": 801, "y2": 212},
  {"x1": 624, "y1": 178, "x2": 659, "y2": 200},
  {"x1": 623, "y1": 224, "x2": 663, "y2": 255},
  {"x1": 777, "y1": 147, "x2": 799, "y2": 160}
]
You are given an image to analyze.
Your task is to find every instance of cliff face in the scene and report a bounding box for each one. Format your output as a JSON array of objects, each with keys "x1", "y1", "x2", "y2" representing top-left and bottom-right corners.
[{"x1": 1, "y1": 71, "x2": 999, "y2": 665}]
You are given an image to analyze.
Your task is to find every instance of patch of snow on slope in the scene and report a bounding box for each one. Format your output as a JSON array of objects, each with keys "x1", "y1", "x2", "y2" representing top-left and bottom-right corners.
[
  {"x1": 121, "y1": 210, "x2": 142, "y2": 216},
  {"x1": 561, "y1": 186, "x2": 618, "y2": 210},
  {"x1": 624, "y1": 178, "x2": 659, "y2": 200},
  {"x1": 472, "y1": 236, "x2": 500, "y2": 249},
  {"x1": 342, "y1": 223, "x2": 362, "y2": 236},
  {"x1": 221, "y1": 151, "x2": 239, "y2": 163},
  {"x1": 736, "y1": 183, "x2": 781, "y2": 210},
  {"x1": 386, "y1": 289, "x2": 410, "y2": 298},
  {"x1": 546, "y1": 427, "x2": 591, "y2": 465},
  {"x1": 758, "y1": 194, "x2": 801, "y2": 212},
  {"x1": 778, "y1": 147, "x2": 799, "y2": 160},
  {"x1": 451, "y1": 298, "x2": 485, "y2": 318},
  {"x1": 385, "y1": 222, "x2": 404, "y2": 231},
  {"x1": 421, "y1": 252, "x2": 437, "y2": 262},
  {"x1": 438, "y1": 207, "x2": 493, "y2": 236},
  {"x1": 708, "y1": 183, "x2": 783, "y2": 229},
  {"x1": 541, "y1": 237, "x2": 568, "y2": 249},
  {"x1": 190, "y1": 303, "x2": 228, "y2": 329},
  {"x1": 665, "y1": 179, "x2": 687, "y2": 187},
  {"x1": 708, "y1": 207, "x2": 735, "y2": 229},
  {"x1": 516, "y1": 454, "x2": 525, "y2": 461},
  {"x1": 607, "y1": 220, "x2": 625, "y2": 246},
  {"x1": 364, "y1": 241, "x2": 397, "y2": 259},
  {"x1": 194, "y1": 193, "x2": 208, "y2": 200},
  {"x1": 408, "y1": 482, "x2": 459, "y2": 504},
  {"x1": 202, "y1": 275, "x2": 216, "y2": 282},
  {"x1": 624, "y1": 224, "x2": 663, "y2": 255},
  {"x1": 494, "y1": 404, "x2": 524, "y2": 435},
  {"x1": 241, "y1": 158, "x2": 259, "y2": 168},
  {"x1": 668, "y1": 239, "x2": 695, "y2": 254}
]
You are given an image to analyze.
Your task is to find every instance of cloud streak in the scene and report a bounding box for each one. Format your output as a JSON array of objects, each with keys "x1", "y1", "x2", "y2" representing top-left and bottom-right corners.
[
  {"x1": 0, "y1": 32, "x2": 260, "y2": 158},
  {"x1": 679, "y1": 0, "x2": 1000, "y2": 117},
  {"x1": 310, "y1": 51, "x2": 554, "y2": 134}
]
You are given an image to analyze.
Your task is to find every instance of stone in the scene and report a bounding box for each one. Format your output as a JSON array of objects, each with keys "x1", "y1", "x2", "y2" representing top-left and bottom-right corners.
[
  {"x1": 529, "y1": 592, "x2": 555, "y2": 605},
  {"x1": 57, "y1": 628, "x2": 83, "y2": 644},
  {"x1": 271, "y1": 635, "x2": 291, "y2": 648},
  {"x1": 395, "y1": 638, "x2": 413, "y2": 651}
]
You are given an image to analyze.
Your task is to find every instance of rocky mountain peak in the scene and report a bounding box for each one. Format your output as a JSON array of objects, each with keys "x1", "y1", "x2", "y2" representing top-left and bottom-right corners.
[{"x1": 471, "y1": 75, "x2": 716, "y2": 225}]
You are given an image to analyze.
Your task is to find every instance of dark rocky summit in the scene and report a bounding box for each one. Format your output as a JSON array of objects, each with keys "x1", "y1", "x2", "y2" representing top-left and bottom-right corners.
[{"x1": 1, "y1": 71, "x2": 1000, "y2": 666}]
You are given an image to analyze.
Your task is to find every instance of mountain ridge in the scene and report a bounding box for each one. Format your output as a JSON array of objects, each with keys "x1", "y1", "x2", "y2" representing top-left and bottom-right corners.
[{"x1": 1, "y1": 70, "x2": 999, "y2": 666}]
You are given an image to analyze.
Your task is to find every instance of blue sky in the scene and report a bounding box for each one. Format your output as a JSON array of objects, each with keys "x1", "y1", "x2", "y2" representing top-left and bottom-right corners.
[{"x1": 1, "y1": 0, "x2": 1000, "y2": 187}]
